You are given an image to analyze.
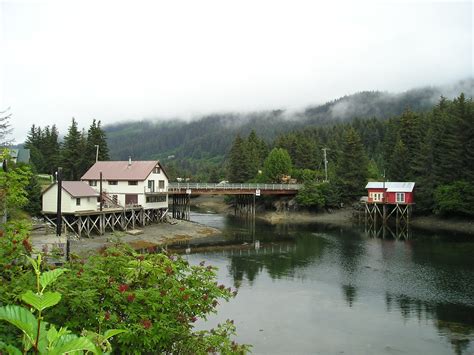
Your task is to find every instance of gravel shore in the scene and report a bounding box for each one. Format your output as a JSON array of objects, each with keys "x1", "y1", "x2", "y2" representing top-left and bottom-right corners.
[{"x1": 31, "y1": 219, "x2": 221, "y2": 257}]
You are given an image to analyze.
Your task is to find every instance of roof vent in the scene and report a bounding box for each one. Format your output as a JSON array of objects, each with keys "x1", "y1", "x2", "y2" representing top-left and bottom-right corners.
[{"x1": 128, "y1": 156, "x2": 132, "y2": 166}]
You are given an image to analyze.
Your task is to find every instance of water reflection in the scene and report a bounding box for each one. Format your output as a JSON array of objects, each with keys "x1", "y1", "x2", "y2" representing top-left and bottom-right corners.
[
  {"x1": 184, "y1": 212, "x2": 474, "y2": 354},
  {"x1": 385, "y1": 292, "x2": 474, "y2": 355}
]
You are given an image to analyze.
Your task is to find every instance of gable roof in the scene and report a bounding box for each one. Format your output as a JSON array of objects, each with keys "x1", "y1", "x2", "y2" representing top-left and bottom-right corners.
[
  {"x1": 42, "y1": 181, "x2": 99, "y2": 198},
  {"x1": 81, "y1": 160, "x2": 168, "y2": 181},
  {"x1": 365, "y1": 182, "x2": 415, "y2": 192}
]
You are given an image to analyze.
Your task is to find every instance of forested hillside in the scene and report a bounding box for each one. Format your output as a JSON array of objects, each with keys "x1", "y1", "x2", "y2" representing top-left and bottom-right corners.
[
  {"x1": 105, "y1": 80, "x2": 473, "y2": 179},
  {"x1": 228, "y1": 94, "x2": 473, "y2": 216}
]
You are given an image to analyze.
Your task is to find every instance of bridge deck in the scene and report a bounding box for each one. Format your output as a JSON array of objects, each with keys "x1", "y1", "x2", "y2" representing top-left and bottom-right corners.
[{"x1": 166, "y1": 183, "x2": 302, "y2": 195}]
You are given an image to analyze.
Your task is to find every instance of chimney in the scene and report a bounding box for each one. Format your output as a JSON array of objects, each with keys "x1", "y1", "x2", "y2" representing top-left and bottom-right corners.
[{"x1": 128, "y1": 156, "x2": 132, "y2": 166}]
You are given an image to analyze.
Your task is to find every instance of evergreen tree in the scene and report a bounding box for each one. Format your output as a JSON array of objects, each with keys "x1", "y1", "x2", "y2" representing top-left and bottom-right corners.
[
  {"x1": 85, "y1": 119, "x2": 110, "y2": 169},
  {"x1": 336, "y1": 128, "x2": 368, "y2": 200},
  {"x1": 60, "y1": 118, "x2": 84, "y2": 180},
  {"x1": 42, "y1": 125, "x2": 60, "y2": 174},
  {"x1": 388, "y1": 138, "x2": 408, "y2": 181},
  {"x1": 246, "y1": 130, "x2": 267, "y2": 178},
  {"x1": 24, "y1": 125, "x2": 46, "y2": 172},
  {"x1": 0, "y1": 108, "x2": 13, "y2": 146},
  {"x1": 227, "y1": 135, "x2": 250, "y2": 182}
]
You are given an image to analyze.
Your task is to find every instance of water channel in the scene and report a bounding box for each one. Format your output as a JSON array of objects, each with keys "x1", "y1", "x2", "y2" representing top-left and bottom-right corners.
[{"x1": 176, "y1": 210, "x2": 474, "y2": 354}]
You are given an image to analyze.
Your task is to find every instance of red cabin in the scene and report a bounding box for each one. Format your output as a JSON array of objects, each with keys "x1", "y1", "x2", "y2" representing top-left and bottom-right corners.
[{"x1": 365, "y1": 182, "x2": 415, "y2": 204}]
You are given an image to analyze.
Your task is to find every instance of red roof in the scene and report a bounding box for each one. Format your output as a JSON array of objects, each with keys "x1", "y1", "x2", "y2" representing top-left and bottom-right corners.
[
  {"x1": 42, "y1": 181, "x2": 99, "y2": 198},
  {"x1": 81, "y1": 161, "x2": 166, "y2": 181}
]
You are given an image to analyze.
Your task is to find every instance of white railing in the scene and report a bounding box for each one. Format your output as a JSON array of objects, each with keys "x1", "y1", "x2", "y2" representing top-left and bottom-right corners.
[{"x1": 167, "y1": 183, "x2": 302, "y2": 191}]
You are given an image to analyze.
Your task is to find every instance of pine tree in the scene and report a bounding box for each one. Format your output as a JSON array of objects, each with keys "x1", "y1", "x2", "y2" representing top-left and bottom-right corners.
[
  {"x1": 336, "y1": 127, "x2": 368, "y2": 200},
  {"x1": 60, "y1": 118, "x2": 84, "y2": 180},
  {"x1": 85, "y1": 119, "x2": 110, "y2": 169},
  {"x1": 389, "y1": 138, "x2": 408, "y2": 181},
  {"x1": 227, "y1": 135, "x2": 249, "y2": 183},
  {"x1": 0, "y1": 108, "x2": 13, "y2": 146},
  {"x1": 24, "y1": 125, "x2": 46, "y2": 173}
]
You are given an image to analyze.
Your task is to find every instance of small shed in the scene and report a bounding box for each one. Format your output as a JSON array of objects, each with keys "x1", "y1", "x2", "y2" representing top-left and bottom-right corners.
[
  {"x1": 42, "y1": 181, "x2": 99, "y2": 213},
  {"x1": 365, "y1": 182, "x2": 415, "y2": 204}
]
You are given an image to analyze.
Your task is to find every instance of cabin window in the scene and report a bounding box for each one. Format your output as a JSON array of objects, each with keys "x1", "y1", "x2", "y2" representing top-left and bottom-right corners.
[
  {"x1": 153, "y1": 166, "x2": 161, "y2": 174},
  {"x1": 370, "y1": 192, "x2": 383, "y2": 202},
  {"x1": 396, "y1": 192, "x2": 405, "y2": 203},
  {"x1": 128, "y1": 181, "x2": 138, "y2": 186},
  {"x1": 76, "y1": 198, "x2": 81, "y2": 206},
  {"x1": 159, "y1": 180, "x2": 165, "y2": 189},
  {"x1": 89, "y1": 180, "x2": 97, "y2": 186},
  {"x1": 108, "y1": 180, "x2": 118, "y2": 185}
]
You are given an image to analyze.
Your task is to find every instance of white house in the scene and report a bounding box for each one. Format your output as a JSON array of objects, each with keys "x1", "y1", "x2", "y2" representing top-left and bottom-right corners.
[
  {"x1": 81, "y1": 159, "x2": 169, "y2": 209},
  {"x1": 42, "y1": 181, "x2": 99, "y2": 213}
]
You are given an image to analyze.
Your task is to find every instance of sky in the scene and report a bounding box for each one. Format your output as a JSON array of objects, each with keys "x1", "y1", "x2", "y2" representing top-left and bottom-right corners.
[{"x1": 0, "y1": 0, "x2": 472, "y2": 142}]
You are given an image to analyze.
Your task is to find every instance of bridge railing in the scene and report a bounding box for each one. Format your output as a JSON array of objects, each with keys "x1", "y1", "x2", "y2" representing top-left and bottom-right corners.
[{"x1": 167, "y1": 182, "x2": 302, "y2": 191}]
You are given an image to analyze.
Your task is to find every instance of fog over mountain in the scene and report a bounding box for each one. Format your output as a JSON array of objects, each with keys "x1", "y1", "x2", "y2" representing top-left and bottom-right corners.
[{"x1": 104, "y1": 79, "x2": 473, "y2": 163}]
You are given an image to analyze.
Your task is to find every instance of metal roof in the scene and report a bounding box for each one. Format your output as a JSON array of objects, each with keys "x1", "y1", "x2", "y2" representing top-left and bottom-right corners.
[
  {"x1": 42, "y1": 181, "x2": 99, "y2": 198},
  {"x1": 365, "y1": 181, "x2": 415, "y2": 192},
  {"x1": 81, "y1": 160, "x2": 166, "y2": 181}
]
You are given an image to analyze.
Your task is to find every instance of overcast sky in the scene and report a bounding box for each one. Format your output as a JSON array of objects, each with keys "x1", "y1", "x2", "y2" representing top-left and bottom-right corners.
[{"x1": 1, "y1": 0, "x2": 472, "y2": 142}]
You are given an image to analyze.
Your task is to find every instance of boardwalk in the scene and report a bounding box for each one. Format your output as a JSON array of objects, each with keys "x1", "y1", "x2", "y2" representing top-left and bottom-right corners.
[{"x1": 167, "y1": 183, "x2": 302, "y2": 195}]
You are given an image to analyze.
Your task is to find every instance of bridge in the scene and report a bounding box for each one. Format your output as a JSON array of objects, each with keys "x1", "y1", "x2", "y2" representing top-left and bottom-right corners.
[
  {"x1": 165, "y1": 183, "x2": 302, "y2": 220},
  {"x1": 167, "y1": 183, "x2": 302, "y2": 195}
]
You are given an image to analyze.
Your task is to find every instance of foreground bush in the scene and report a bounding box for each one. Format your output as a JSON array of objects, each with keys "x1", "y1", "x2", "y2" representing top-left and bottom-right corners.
[{"x1": 45, "y1": 243, "x2": 248, "y2": 354}]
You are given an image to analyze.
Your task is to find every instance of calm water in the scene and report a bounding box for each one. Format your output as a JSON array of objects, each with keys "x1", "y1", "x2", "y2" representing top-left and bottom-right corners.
[{"x1": 180, "y1": 211, "x2": 474, "y2": 355}]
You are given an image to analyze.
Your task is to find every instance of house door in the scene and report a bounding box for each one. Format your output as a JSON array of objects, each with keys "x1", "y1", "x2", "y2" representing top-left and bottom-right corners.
[{"x1": 125, "y1": 194, "x2": 138, "y2": 206}]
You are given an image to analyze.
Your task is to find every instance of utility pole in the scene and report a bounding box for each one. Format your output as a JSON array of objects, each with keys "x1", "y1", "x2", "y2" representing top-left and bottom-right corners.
[
  {"x1": 95, "y1": 145, "x2": 99, "y2": 163},
  {"x1": 322, "y1": 148, "x2": 329, "y2": 182}
]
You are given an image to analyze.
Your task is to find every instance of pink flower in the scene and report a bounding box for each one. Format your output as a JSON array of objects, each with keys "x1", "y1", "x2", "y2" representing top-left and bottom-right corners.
[
  {"x1": 118, "y1": 284, "x2": 129, "y2": 293},
  {"x1": 141, "y1": 319, "x2": 152, "y2": 329}
]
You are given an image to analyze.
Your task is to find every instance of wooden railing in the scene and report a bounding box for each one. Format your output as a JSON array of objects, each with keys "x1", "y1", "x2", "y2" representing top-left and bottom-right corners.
[{"x1": 167, "y1": 183, "x2": 302, "y2": 191}]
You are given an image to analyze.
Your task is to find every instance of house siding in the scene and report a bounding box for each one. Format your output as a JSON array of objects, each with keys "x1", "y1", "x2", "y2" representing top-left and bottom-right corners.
[{"x1": 42, "y1": 185, "x2": 97, "y2": 213}]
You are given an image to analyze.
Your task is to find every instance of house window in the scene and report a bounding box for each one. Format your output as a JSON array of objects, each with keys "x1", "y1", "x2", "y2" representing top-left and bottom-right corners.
[
  {"x1": 146, "y1": 195, "x2": 167, "y2": 203},
  {"x1": 396, "y1": 192, "x2": 405, "y2": 203},
  {"x1": 108, "y1": 180, "x2": 118, "y2": 185},
  {"x1": 89, "y1": 180, "x2": 97, "y2": 186},
  {"x1": 128, "y1": 181, "x2": 138, "y2": 185},
  {"x1": 148, "y1": 180, "x2": 155, "y2": 192},
  {"x1": 76, "y1": 198, "x2": 81, "y2": 206},
  {"x1": 112, "y1": 195, "x2": 118, "y2": 204},
  {"x1": 159, "y1": 180, "x2": 165, "y2": 189},
  {"x1": 153, "y1": 166, "x2": 161, "y2": 174}
]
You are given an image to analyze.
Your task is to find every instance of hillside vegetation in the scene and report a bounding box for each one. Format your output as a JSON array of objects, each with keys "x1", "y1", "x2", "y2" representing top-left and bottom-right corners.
[{"x1": 105, "y1": 80, "x2": 473, "y2": 180}]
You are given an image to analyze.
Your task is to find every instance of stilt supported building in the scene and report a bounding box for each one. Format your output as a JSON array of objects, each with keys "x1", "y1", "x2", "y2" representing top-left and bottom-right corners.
[
  {"x1": 41, "y1": 159, "x2": 170, "y2": 237},
  {"x1": 364, "y1": 181, "x2": 415, "y2": 228}
]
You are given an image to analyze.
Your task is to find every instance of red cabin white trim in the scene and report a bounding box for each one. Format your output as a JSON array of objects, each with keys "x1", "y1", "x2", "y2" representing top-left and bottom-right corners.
[{"x1": 365, "y1": 182, "x2": 415, "y2": 204}]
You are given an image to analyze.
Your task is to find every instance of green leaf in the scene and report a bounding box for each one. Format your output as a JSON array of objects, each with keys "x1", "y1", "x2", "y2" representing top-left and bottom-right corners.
[
  {"x1": 26, "y1": 255, "x2": 39, "y2": 273},
  {"x1": 103, "y1": 328, "x2": 127, "y2": 340},
  {"x1": 48, "y1": 337, "x2": 97, "y2": 355},
  {"x1": 0, "y1": 305, "x2": 37, "y2": 344},
  {"x1": 40, "y1": 268, "x2": 68, "y2": 291},
  {"x1": 47, "y1": 325, "x2": 59, "y2": 344},
  {"x1": 21, "y1": 291, "x2": 62, "y2": 312}
]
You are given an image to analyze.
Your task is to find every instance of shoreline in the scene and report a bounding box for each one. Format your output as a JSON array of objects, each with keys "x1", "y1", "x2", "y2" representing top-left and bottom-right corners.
[
  {"x1": 31, "y1": 219, "x2": 221, "y2": 257},
  {"x1": 191, "y1": 195, "x2": 474, "y2": 235},
  {"x1": 31, "y1": 196, "x2": 473, "y2": 256}
]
